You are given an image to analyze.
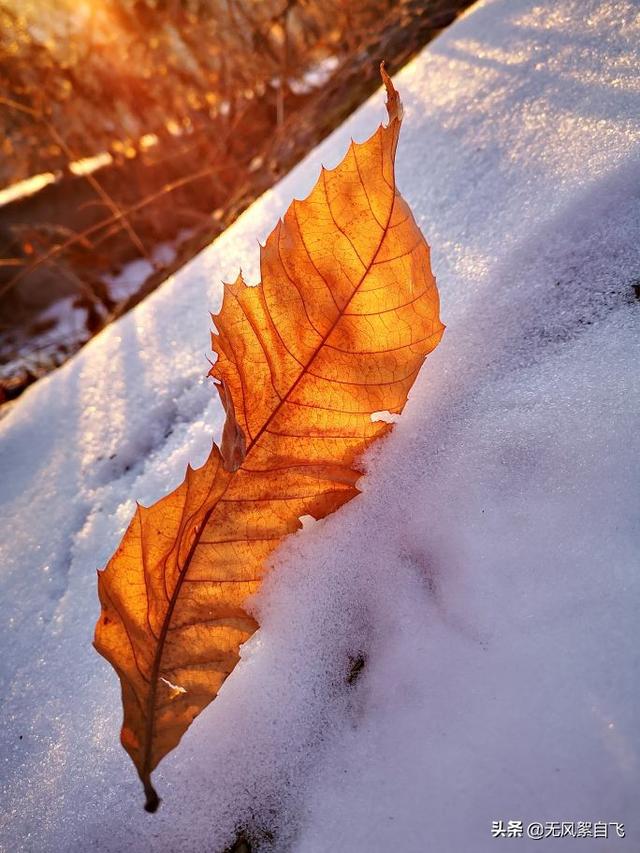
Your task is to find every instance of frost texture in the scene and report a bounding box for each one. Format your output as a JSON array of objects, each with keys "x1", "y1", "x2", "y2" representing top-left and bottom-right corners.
[{"x1": 1, "y1": 0, "x2": 639, "y2": 850}]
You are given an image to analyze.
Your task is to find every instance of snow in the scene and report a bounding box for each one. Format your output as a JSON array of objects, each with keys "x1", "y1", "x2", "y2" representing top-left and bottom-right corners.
[
  {"x1": 289, "y1": 56, "x2": 341, "y2": 95},
  {"x1": 0, "y1": 296, "x2": 87, "y2": 389},
  {"x1": 1, "y1": 0, "x2": 639, "y2": 850},
  {"x1": 104, "y1": 237, "x2": 181, "y2": 304}
]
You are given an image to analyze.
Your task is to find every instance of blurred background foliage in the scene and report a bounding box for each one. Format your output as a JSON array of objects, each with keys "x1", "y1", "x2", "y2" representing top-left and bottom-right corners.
[
  {"x1": 1, "y1": 0, "x2": 387, "y2": 185},
  {"x1": 0, "y1": 0, "x2": 471, "y2": 404}
]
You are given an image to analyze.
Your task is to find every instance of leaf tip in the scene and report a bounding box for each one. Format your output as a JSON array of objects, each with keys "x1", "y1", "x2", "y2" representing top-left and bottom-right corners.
[
  {"x1": 143, "y1": 780, "x2": 160, "y2": 813},
  {"x1": 380, "y1": 61, "x2": 403, "y2": 125}
]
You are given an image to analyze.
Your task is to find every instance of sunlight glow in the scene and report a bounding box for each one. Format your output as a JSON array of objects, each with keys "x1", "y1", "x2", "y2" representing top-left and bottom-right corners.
[
  {"x1": 69, "y1": 152, "x2": 112, "y2": 176},
  {"x1": 0, "y1": 172, "x2": 56, "y2": 207}
]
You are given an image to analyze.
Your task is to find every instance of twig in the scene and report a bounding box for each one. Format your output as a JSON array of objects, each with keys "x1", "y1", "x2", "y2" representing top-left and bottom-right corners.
[{"x1": 0, "y1": 96, "x2": 149, "y2": 264}]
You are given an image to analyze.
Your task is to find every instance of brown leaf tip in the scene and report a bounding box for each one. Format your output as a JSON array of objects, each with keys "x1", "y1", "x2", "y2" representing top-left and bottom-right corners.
[
  {"x1": 380, "y1": 62, "x2": 403, "y2": 125},
  {"x1": 144, "y1": 781, "x2": 160, "y2": 813}
]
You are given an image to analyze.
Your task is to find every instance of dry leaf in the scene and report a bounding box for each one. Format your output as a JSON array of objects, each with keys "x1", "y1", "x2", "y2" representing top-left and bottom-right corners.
[{"x1": 94, "y1": 65, "x2": 444, "y2": 811}]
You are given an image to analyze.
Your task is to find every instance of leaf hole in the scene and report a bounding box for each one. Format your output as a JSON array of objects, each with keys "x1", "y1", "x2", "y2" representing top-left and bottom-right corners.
[{"x1": 370, "y1": 410, "x2": 399, "y2": 424}]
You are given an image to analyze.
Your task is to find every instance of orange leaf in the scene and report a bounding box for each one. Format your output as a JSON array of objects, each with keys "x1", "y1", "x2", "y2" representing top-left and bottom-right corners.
[{"x1": 94, "y1": 65, "x2": 444, "y2": 812}]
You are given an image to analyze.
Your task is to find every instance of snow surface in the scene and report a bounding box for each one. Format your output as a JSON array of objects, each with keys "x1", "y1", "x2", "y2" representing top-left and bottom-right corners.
[{"x1": 1, "y1": 0, "x2": 639, "y2": 850}]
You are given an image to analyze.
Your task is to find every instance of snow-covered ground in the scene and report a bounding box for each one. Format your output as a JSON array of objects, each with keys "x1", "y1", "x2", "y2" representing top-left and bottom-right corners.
[{"x1": 1, "y1": 0, "x2": 639, "y2": 850}]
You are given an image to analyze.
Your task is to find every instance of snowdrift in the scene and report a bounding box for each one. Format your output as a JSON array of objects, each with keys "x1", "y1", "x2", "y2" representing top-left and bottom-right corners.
[{"x1": 1, "y1": 0, "x2": 638, "y2": 850}]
